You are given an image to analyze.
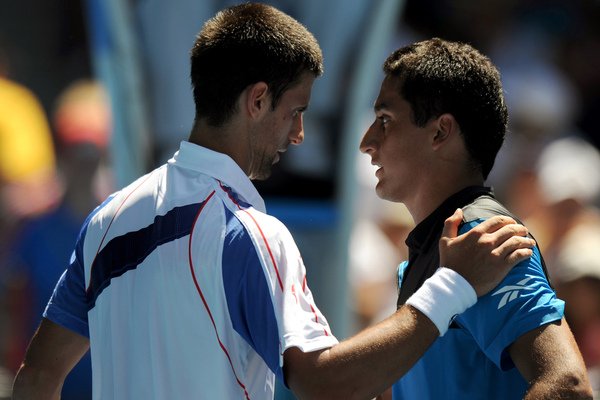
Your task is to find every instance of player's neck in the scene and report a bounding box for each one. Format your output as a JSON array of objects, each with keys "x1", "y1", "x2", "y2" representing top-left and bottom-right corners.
[
  {"x1": 188, "y1": 117, "x2": 250, "y2": 171},
  {"x1": 408, "y1": 172, "x2": 483, "y2": 224}
]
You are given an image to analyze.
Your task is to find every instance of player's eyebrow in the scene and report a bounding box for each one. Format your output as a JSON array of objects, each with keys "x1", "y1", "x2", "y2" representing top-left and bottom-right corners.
[{"x1": 374, "y1": 102, "x2": 389, "y2": 112}]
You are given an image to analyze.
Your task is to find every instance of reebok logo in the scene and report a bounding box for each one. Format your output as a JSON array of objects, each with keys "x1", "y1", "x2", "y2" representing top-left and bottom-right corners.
[{"x1": 491, "y1": 277, "x2": 535, "y2": 309}]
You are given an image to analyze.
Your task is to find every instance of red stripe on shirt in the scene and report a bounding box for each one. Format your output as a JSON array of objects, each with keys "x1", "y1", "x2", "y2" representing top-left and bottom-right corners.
[
  {"x1": 217, "y1": 181, "x2": 284, "y2": 291},
  {"x1": 303, "y1": 274, "x2": 329, "y2": 336},
  {"x1": 188, "y1": 190, "x2": 251, "y2": 400}
]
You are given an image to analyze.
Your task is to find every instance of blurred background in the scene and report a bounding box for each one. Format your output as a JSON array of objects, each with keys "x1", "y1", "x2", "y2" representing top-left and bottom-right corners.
[{"x1": 0, "y1": 0, "x2": 599, "y2": 398}]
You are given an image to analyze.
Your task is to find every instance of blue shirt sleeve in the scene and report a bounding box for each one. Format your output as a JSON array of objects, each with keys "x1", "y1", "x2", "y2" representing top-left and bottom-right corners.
[
  {"x1": 43, "y1": 232, "x2": 90, "y2": 338},
  {"x1": 456, "y1": 218, "x2": 564, "y2": 370}
]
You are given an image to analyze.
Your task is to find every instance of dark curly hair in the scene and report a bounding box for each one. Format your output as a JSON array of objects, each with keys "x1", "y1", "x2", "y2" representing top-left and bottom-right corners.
[{"x1": 383, "y1": 38, "x2": 507, "y2": 179}]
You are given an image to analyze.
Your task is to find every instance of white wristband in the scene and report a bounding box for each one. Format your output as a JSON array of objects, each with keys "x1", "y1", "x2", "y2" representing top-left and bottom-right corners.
[{"x1": 405, "y1": 267, "x2": 477, "y2": 336}]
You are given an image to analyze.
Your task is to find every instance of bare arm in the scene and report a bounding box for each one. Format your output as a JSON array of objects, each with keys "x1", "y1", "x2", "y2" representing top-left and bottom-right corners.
[
  {"x1": 285, "y1": 305, "x2": 437, "y2": 400},
  {"x1": 12, "y1": 318, "x2": 89, "y2": 400},
  {"x1": 285, "y1": 210, "x2": 536, "y2": 400},
  {"x1": 510, "y1": 319, "x2": 593, "y2": 399}
]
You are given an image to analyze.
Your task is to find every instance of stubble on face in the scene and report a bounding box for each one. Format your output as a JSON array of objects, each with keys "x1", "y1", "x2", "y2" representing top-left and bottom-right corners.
[
  {"x1": 249, "y1": 74, "x2": 315, "y2": 181},
  {"x1": 249, "y1": 148, "x2": 278, "y2": 180},
  {"x1": 247, "y1": 113, "x2": 285, "y2": 181}
]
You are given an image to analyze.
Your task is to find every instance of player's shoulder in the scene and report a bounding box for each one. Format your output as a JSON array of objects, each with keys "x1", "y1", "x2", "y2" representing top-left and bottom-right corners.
[
  {"x1": 238, "y1": 207, "x2": 290, "y2": 240},
  {"x1": 220, "y1": 197, "x2": 290, "y2": 244},
  {"x1": 210, "y1": 182, "x2": 293, "y2": 246},
  {"x1": 461, "y1": 195, "x2": 518, "y2": 223}
]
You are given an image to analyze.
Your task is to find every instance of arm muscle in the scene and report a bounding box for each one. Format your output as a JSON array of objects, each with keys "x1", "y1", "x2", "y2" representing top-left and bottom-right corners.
[
  {"x1": 510, "y1": 319, "x2": 593, "y2": 399},
  {"x1": 12, "y1": 318, "x2": 90, "y2": 399}
]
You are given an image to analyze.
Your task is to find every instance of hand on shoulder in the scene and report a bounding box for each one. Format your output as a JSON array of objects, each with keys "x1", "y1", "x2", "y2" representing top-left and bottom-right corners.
[{"x1": 439, "y1": 208, "x2": 535, "y2": 296}]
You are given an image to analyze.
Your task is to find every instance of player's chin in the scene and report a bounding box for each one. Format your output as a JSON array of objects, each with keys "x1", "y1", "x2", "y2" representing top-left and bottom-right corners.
[
  {"x1": 375, "y1": 181, "x2": 393, "y2": 201},
  {"x1": 252, "y1": 166, "x2": 273, "y2": 181}
]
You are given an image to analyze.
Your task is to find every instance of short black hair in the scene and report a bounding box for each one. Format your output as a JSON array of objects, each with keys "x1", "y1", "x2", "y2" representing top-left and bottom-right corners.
[
  {"x1": 190, "y1": 3, "x2": 323, "y2": 127},
  {"x1": 384, "y1": 38, "x2": 507, "y2": 179}
]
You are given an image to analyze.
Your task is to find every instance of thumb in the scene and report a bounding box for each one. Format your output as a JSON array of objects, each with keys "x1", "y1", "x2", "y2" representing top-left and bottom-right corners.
[{"x1": 442, "y1": 208, "x2": 463, "y2": 240}]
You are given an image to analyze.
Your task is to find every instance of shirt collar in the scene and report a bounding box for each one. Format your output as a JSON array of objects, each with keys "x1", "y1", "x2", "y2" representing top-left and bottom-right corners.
[
  {"x1": 168, "y1": 141, "x2": 266, "y2": 213},
  {"x1": 405, "y1": 186, "x2": 494, "y2": 252}
]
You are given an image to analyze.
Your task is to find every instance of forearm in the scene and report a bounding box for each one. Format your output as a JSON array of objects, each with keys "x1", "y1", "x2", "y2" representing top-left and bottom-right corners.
[
  {"x1": 512, "y1": 321, "x2": 593, "y2": 400},
  {"x1": 287, "y1": 268, "x2": 477, "y2": 399},
  {"x1": 288, "y1": 305, "x2": 437, "y2": 400},
  {"x1": 524, "y1": 375, "x2": 593, "y2": 400},
  {"x1": 12, "y1": 319, "x2": 90, "y2": 399},
  {"x1": 12, "y1": 365, "x2": 62, "y2": 400}
]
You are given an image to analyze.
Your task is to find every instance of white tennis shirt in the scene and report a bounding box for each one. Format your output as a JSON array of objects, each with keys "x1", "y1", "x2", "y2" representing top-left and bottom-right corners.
[{"x1": 44, "y1": 141, "x2": 338, "y2": 399}]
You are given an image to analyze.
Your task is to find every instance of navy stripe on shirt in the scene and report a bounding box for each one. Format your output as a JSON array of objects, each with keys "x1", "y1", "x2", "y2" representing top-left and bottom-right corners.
[
  {"x1": 86, "y1": 202, "x2": 204, "y2": 308},
  {"x1": 222, "y1": 207, "x2": 282, "y2": 381}
]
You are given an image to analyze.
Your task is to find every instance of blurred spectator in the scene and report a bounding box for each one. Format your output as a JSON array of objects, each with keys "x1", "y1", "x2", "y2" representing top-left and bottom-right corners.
[
  {"x1": 0, "y1": 51, "x2": 62, "y2": 399},
  {"x1": 519, "y1": 136, "x2": 600, "y2": 397},
  {"x1": 527, "y1": 136, "x2": 600, "y2": 276},
  {"x1": 553, "y1": 226, "x2": 600, "y2": 397},
  {"x1": 2, "y1": 79, "x2": 112, "y2": 399},
  {"x1": 0, "y1": 76, "x2": 61, "y2": 228},
  {"x1": 52, "y1": 79, "x2": 113, "y2": 204},
  {"x1": 488, "y1": 61, "x2": 581, "y2": 219}
]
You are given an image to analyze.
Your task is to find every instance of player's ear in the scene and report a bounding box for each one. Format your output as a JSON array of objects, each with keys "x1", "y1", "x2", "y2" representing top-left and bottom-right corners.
[
  {"x1": 432, "y1": 113, "x2": 458, "y2": 149},
  {"x1": 246, "y1": 82, "x2": 270, "y2": 119}
]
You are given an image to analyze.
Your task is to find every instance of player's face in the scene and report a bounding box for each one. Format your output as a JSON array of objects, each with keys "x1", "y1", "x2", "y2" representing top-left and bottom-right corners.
[
  {"x1": 359, "y1": 75, "x2": 433, "y2": 202},
  {"x1": 248, "y1": 73, "x2": 315, "y2": 180}
]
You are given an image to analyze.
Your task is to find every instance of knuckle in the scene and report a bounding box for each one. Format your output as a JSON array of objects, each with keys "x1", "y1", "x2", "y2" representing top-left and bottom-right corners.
[
  {"x1": 494, "y1": 215, "x2": 510, "y2": 225},
  {"x1": 477, "y1": 235, "x2": 494, "y2": 247},
  {"x1": 496, "y1": 216, "x2": 508, "y2": 224},
  {"x1": 505, "y1": 225, "x2": 520, "y2": 236}
]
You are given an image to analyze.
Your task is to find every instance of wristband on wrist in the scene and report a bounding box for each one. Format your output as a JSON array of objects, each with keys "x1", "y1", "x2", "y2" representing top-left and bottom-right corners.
[{"x1": 405, "y1": 267, "x2": 477, "y2": 336}]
